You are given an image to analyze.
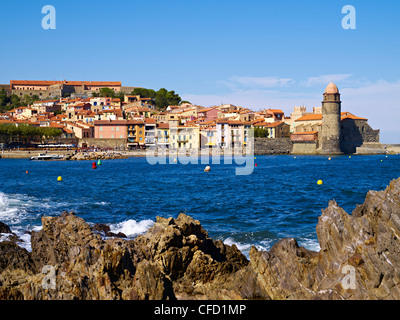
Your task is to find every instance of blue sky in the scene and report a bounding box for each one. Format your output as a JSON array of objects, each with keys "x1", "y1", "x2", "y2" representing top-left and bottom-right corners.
[{"x1": 0, "y1": 0, "x2": 399, "y2": 142}]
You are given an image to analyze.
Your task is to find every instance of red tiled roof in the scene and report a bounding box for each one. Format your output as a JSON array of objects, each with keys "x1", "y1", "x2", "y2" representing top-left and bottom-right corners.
[
  {"x1": 157, "y1": 123, "x2": 169, "y2": 129},
  {"x1": 291, "y1": 131, "x2": 318, "y2": 135},
  {"x1": 296, "y1": 114, "x2": 322, "y2": 121},
  {"x1": 10, "y1": 80, "x2": 121, "y2": 87},
  {"x1": 94, "y1": 120, "x2": 128, "y2": 125}
]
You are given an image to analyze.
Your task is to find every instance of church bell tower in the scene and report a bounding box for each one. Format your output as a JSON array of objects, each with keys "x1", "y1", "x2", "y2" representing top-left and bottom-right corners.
[{"x1": 320, "y1": 82, "x2": 342, "y2": 154}]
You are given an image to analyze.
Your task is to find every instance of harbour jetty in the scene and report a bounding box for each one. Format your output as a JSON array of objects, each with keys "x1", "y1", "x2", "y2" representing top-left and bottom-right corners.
[
  {"x1": 68, "y1": 151, "x2": 127, "y2": 161},
  {"x1": 1, "y1": 177, "x2": 400, "y2": 299}
]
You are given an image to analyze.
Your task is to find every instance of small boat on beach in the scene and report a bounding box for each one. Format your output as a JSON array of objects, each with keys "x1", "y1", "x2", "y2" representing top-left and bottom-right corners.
[{"x1": 29, "y1": 153, "x2": 65, "y2": 161}]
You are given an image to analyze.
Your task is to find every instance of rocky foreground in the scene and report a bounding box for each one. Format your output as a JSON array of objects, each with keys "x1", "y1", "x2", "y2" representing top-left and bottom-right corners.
[{"x1": 1, "y1": 178, "x2": 400, "y2": 300}]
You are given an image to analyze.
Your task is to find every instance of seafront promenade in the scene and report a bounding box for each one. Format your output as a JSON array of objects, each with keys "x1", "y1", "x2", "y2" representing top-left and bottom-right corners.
[
  {"x1": 0, "y1": 149, "x2": 147, "y2": 159},
  {"x1": 1, "y1": 143, "x2": 399, "y2": 159},
  {"x1": 0, "y1": 148, "x2": 252, "y2": 160}
]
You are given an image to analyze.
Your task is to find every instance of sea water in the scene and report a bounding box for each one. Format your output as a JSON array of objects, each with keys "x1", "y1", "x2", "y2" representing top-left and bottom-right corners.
[{"x1": 0, "y1": 155, "x2": 399, "y2": 257}]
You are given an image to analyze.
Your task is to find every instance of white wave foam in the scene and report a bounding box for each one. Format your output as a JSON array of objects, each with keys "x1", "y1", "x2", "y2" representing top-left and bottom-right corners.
[
  {"x1": 298, "y1": 238, "x2": 321, "y2": 252},
  {"x1": 223, "y1": 237, "x2": 274, "y2": 258},
  {"x1": 110, "y1": 219, "x2": 154, "y2": 238},
  {"x1": 0, "y1": 192, "x2": 26, "y2": 224},
  {"x1": 224, "y1": 236, "x2": 320, "y2": 258}
]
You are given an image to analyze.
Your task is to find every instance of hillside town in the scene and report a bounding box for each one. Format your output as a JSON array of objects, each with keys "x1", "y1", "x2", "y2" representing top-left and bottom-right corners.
[{"x1": 0, "y1": 80, "x2": 380, "y2": 154}]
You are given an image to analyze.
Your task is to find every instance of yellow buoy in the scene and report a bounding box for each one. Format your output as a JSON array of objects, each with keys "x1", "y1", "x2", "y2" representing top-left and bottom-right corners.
[
  {"x1": 328, "y1": 157, "x2": 331, "y2": 160},
  {"x1": 349, "y1": 156, "x2": 351, "y2": 158},
  {"x1": 57, "y1": 176, "x2": 62, "y2": 182},
  {"x1": 317, "y1": 180, "x2": 323, "y2": 185},
  {"x1": 204, "y1": 166, "x2": 211, "y2": 172}
]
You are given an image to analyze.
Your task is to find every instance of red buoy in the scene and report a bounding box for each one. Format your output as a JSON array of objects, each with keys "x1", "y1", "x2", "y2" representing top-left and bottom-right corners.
[{"x1": 92, "y1": 162, "x2": 97, "y2": 169}]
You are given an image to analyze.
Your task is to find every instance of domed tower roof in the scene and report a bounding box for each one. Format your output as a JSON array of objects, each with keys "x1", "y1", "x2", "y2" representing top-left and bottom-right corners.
[{"x1": 324, "y1": 82, "x2": 339, "y2": 94}]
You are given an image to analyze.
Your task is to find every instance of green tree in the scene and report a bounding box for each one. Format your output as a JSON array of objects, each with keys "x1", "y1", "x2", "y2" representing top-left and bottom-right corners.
[
  {"x1": 155, "y1": 88, "x2": 169, "y2": 110},
  {"x1": 0, "y1": 124, "x2": 62, "y2": 145},
  {"x1": 155, "y1": 88, "x2": 181, "y2": 110},
  {"x1": 21, "y1": 94, "x2": 40, "y2": 106},
  {"x1": 131, "y1": 88, "x2": 156, "y2": 100},
  {"x1": 129, "y1": 87, "x2": 182, "y2": 110},
  {"x1": 98, "y1": 87, "x2": 116, "y2": 98},
  {"x1": 114, "y1": 91, "x2": 125, "y2": 102},
  {"x1": 9, "y1": 94, "x2": 21, "y2": 108},
  {"x1": 254, "y1": 127, "x2": 269, "y2": 138},
  {"x1": 0, "y1": 89, "x2": 11, "y2": 113}
]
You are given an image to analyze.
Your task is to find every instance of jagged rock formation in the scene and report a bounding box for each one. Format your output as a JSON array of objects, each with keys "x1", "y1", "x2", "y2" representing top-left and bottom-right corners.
[{"x1": 1, "y1": 177, "x2": 400, "y2": 300}]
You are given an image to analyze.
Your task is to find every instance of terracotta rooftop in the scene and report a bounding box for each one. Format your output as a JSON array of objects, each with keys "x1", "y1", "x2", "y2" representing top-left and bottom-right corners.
[
  {"x1": 296, "y1": 111, "x2": 368, "y2": 122},
  {"x1": 264, "y1": 121, "x2": 285, "y2": 128},
  {"x1": 266, "y1": 109, "x2": 284, "y2": 114},
  {"x1": 10, "y1": 80, "x2": 121, "y2": 87},
  {"x1": 157, "y1": 123, "x2": 169, "y2": 129},
  {"x1": 291, "y1": 131, "x2": 318, "y2": 135},
  {"x1": 295, "y1": 114, "x2": 322, "y2": 121}
]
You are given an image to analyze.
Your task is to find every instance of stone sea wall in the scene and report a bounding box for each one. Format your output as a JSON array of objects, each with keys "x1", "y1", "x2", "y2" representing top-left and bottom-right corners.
[
  {"x1": 78, "y1": 138, "x2": 127, "y2": 149},
  {"x1": 254, "y1": 138, "x2": 293, "y2": 155},
  {"x1": 2, "y1": 177, "x2": 400, "y2": 300}
]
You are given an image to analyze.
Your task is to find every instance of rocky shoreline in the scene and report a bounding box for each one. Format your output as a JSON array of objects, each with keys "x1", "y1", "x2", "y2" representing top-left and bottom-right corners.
[
  {"x1": 67, "y1": 151, "x2": 128, "y2": 161},
  {"x1": 1, "y1": 177, "x2": 400, "y2": 300}
]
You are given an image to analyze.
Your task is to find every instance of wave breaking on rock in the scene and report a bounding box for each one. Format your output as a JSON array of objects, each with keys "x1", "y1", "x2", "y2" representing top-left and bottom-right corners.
[{"x1": 1, "y1": 177, "x2": 400, "y2": 300}]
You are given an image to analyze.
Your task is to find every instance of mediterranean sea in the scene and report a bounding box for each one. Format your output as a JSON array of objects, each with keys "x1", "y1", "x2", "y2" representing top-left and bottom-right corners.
[{"x1": 1, "y1": 155, "x2": 400, "y2": 257}]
